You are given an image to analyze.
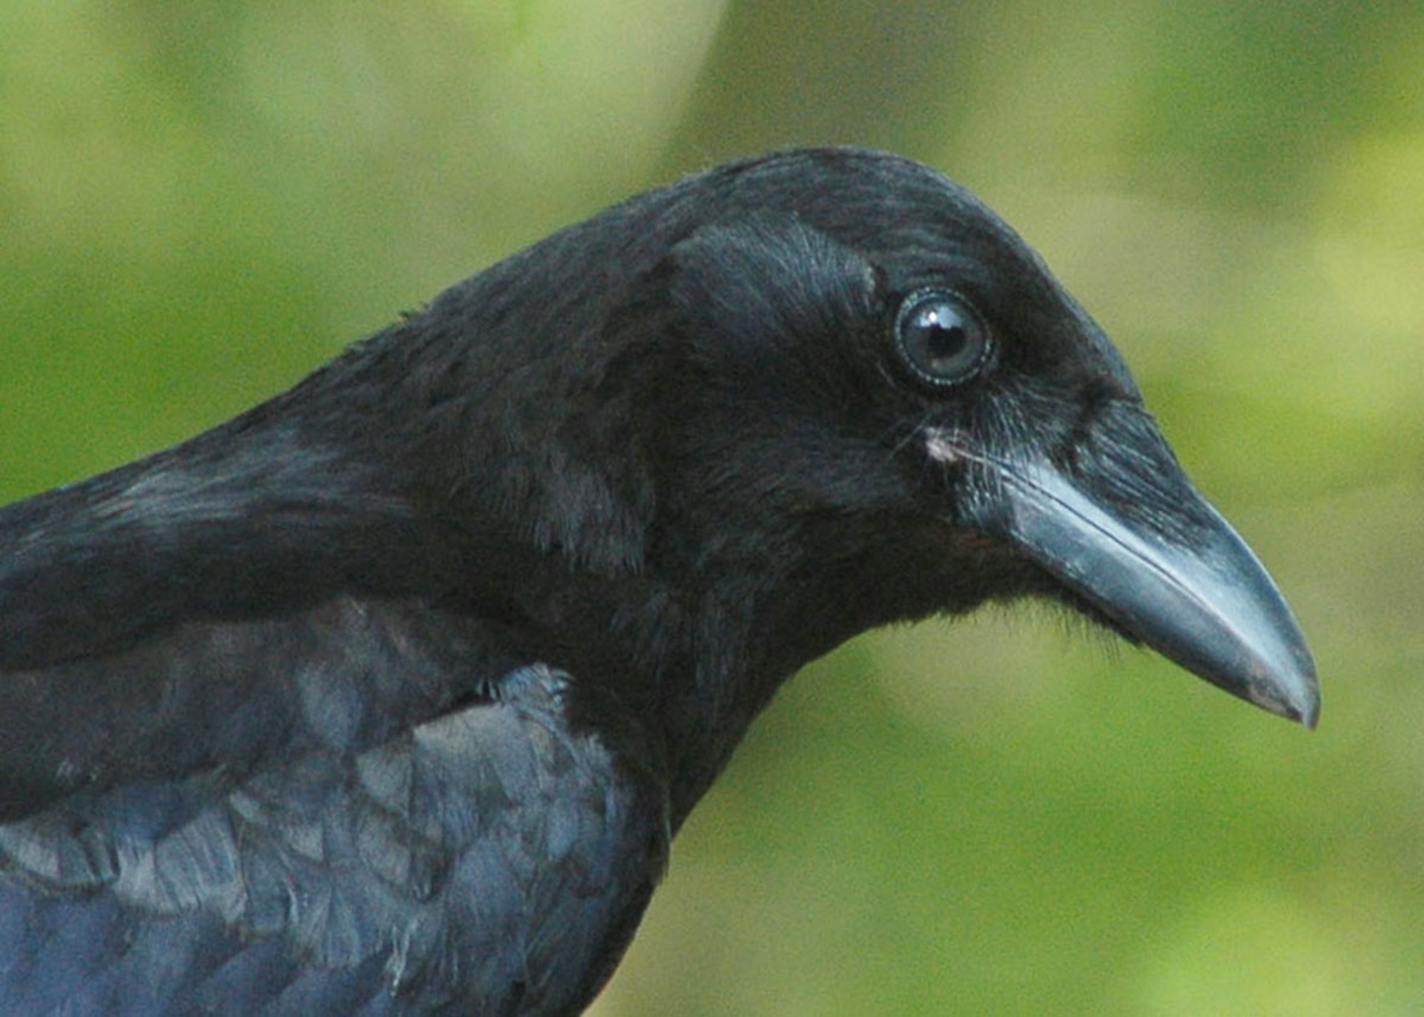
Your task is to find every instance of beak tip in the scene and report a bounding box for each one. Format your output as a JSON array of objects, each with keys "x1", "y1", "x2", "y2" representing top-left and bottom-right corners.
[
  {"x1": 1281, "y1": 691, "x2": 1321, "y2": 730},
  {"x1": 1246, "y1": 658, "x2": 1320, "y2": 729}
]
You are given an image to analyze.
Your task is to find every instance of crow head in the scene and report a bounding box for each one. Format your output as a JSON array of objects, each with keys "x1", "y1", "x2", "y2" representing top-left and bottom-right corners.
[
  {"x1": 358, "y1": 148, "x2": 1320, "y2": 813},
  {"x1": 558, "y1": 149, "x2": 1320, "y2": 740}
]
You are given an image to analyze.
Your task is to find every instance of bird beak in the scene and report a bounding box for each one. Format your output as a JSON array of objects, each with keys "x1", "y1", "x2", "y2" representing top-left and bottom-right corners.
[{"x1": 939, "y1": 429, "x2": 1320, "y2": 726}]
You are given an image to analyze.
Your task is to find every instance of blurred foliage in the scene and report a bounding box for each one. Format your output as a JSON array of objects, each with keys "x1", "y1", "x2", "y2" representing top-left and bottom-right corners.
[{"x1": 2, "y1": 1, "x2": 1422, "y2": 1014}]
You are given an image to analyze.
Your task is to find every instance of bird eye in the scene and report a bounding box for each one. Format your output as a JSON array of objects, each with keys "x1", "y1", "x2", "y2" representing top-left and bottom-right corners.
[{"x1": 893, "y1": 290, "x2": 992, "y2": 388}]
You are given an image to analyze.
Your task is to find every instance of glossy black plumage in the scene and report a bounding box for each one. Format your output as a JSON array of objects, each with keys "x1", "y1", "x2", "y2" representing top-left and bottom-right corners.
[{"x1": 0, "y1": 149, "x2": 1317, "y2": 1015}]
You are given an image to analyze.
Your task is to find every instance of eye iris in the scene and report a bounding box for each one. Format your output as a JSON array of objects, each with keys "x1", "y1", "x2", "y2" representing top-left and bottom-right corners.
[{"x1": 896, "y1": 291, "x2": 988, "y2": 386}]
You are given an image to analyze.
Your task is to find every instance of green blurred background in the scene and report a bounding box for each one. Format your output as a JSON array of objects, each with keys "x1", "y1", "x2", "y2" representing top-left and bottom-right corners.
[{"x1": 2, "y1": 2, "x2": 1421, "y2": 1013}]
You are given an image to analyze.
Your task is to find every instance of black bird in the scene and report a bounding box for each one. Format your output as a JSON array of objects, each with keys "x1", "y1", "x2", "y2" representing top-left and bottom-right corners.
[{"x1": 0, "y1": 148, "x2": 1318, "y2": 1016}]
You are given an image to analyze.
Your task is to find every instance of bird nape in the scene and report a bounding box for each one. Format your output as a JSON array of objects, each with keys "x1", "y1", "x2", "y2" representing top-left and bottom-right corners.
[{"x1": 0, "y1": 148, "x2": 1317, "y2": 1016}]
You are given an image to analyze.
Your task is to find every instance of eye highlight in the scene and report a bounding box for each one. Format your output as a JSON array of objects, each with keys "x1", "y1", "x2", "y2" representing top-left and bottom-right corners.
[{"x1": 893, "y1": 289, "x2": 992, "y2": 389}]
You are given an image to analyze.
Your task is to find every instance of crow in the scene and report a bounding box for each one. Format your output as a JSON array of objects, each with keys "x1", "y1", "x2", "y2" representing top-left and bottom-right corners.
[{"x1": 0, "y1": 148, "x2": 1318, "y2": 1016}]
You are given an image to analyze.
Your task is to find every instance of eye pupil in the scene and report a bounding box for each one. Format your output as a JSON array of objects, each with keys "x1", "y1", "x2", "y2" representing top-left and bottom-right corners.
[
  {"x1": 894, "y1": 290, "x2": 990, "y2": 388},
  {"x1": 925, "y1": 321, "x2": 966, "y2": 361}
]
